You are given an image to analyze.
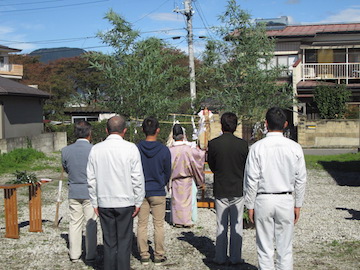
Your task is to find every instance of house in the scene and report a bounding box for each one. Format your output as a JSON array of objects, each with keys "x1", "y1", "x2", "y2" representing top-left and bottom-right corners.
[
  {"x1": 0, "y1": 76, "x2": 50, "y2": 139},
  {"x1": 0, "y1": 45, "x2": 23, "y2": 79},
  {"x1": 0, "y1": 45, "x2": 50, "y2": 140},
  {"x1": 64, "y1": 105, "x2": 116, "y2": 124},
  {"x1": 266, "y1": 21, "x2": 360, "y2": 124}
]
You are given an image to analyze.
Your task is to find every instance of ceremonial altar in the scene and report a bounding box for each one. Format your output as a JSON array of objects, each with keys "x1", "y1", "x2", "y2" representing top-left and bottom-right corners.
[{"x1": 0, "y1": 180, "x2": 48, "y2": 239}]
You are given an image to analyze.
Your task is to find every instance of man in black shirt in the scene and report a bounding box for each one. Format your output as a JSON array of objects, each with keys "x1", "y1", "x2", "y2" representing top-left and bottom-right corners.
[{"x1": 208, "y1": 112, "x2": 249, "y2": 266}]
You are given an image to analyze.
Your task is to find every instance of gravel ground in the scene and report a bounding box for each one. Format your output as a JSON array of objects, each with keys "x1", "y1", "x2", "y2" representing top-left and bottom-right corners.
[{"x1": 0, "y1": 153, "x2": 359, "y2": 270}]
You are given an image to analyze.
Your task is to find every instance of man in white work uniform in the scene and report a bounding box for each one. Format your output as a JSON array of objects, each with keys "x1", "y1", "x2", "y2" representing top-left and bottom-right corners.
[{"x1": 244, "y1": 107, "x2": 307, "y2": 270}]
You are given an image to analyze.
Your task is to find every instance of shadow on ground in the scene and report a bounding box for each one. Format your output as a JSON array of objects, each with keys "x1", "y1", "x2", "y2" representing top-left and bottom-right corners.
[
  {"x1": 336, "y1": 207, "x2": 360, "y2": 220},
  {"x1": 318, "y1": 161, "x2": 360, "y2": 186},
  {"x1": 18, "y1": 219, "x2": 52, "y2": 229},
  {"x1": 61, "y1": 232, "x2": 105, "y2": 270},
  {"x1": 178, "y1": 231, "x2": 257, "y2": 270}
]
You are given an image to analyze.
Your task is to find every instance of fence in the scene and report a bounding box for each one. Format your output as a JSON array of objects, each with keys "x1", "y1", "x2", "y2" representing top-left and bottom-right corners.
[
  {"x1": 0, "y1": 132, "x2": 67, "y2": 154},
  {"x1": 297, "y1": 118, "x2": 359, "y2": 148}
]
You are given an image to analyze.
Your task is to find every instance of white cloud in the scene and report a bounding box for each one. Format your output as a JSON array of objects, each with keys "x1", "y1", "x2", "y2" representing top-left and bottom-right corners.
[
  {"x1": 10, "y1": 42, "x2": 37, "y2": 52},
  {"x1": 320, "y1": 8, "x2": 360, "y2": 23},
  {"x1": 0, "y1": 26, "x2": 14, "y2": 35},
  {"x1": 20, "y1": 23, "x2": 45, "y2": 31},
  {"x1": 148, "y1": 13, "x2": 183, "y2": 22},
  {"x1": 0, "y1": 27, "x2": 37, "y2": 52}
]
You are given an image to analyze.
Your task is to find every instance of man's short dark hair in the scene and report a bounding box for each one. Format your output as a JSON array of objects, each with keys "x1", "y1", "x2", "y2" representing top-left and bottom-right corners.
[
  {"x1": 107, "y1": 115, "x2": 126, "y2": 134},
  {"x1": 266, "y1": 107, "x2": 287, "y2": 131},
  {"x1": 142, "y1": 116, "x2": 159, "y2": 136},
  {"x1": 221, "y1": 112, "x2": 238, "y2": 133},
  {"x1": 74, "y1": 120, "x2": 92, "y2": 139}
]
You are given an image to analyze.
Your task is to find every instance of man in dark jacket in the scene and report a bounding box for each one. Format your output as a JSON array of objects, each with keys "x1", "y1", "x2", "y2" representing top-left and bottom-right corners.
[
  {"x1": 207, "y1": 112, "x2": 249, "y2": 266},
  {"x1": 136, "y1": 116, "x2": 172, "y2": 266}
]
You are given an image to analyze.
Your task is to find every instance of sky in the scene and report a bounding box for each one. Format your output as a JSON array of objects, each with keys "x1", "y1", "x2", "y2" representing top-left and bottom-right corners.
[{"x1": 1, "y1": 0, "x2": 360, "y2": 56}]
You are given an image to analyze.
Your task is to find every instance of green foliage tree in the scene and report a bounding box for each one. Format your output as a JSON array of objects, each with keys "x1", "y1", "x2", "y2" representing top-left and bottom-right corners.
[
  {"x1": 314, "y1": 84, "x2": 351, "y2": 119},
  {"x1": 11, "y1": 54, "x2": 107, "y2": 120},
  {"x1": 87, "y1": 9, "x2": 189, "y2": 119},
  {"x1": 198, "y1": 0, "x2": 293, "y2": 121}
]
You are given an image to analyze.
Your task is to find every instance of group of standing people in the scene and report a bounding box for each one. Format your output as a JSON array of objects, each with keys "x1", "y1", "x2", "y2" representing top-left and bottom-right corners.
[
  {"x1": 208, "y1": 108, "x2": 307, "y2": 270},
  {"x1": 61, "y1": 107, "x2": 306, "y2": 270}
]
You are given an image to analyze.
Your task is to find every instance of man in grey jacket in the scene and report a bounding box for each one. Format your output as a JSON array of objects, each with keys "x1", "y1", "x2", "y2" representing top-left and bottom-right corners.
[{"x1": 61, "y1": 120, "x2": 97, "y2": 263}]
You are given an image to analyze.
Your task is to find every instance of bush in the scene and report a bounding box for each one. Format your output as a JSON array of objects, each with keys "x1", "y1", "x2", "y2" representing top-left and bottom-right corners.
[
  {"x1": 46, "y1": 121, "x2": 107, "y2": 144},
  {"x1": 314, "y1": 84, "x2": 351, "y2": 119},
  {"x1": 46, "y1": 120, "x2": 194, "y2": 145},
  {"x1": 127, "y1": 121, "x2": 194, "y2": 145}
]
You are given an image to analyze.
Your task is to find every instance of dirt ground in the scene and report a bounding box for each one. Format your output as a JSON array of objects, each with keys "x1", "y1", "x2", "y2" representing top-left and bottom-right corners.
[{"x1": 0, "y1": 152, "x2": 359, "y2": 270}]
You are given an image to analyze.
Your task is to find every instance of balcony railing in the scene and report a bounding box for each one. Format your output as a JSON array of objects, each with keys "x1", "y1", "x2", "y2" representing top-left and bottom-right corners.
[
  {"x1": 0, "y1": 64, "x2": 23, "y2": 77},
  {"x1": 302, "y1": 63, "x2": 360, "y2": 81}
]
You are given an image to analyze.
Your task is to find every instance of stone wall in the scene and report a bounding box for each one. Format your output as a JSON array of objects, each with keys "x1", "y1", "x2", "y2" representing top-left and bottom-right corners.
[
  {"x1": 0, "y1": 132, "x2": 67, "y2": 154},
  {"x1": 298, "y1": 118, "x2": 359, "y2": 148}
]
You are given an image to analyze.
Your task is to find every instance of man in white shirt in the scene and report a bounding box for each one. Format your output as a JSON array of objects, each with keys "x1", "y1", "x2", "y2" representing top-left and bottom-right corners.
[
  {"x1": 87, "y1": 115, "x2": 145, "y2": 270},
  {"x1": 244, "y1": 107, "x2": 306, "y2": 270}
]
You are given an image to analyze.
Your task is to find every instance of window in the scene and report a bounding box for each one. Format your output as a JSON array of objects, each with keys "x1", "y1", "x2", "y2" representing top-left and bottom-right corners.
[
  {"x1": 348, "y1": 48, "x2": 360, "y2": 63},
  {"x1": 333, "y1": 49, "x2": 346, "y2": 63},
  {"x1": 0, "y1": 56, "x2": 4, "y2": 67},
  {"x1": 271, "y1": 55, "x2": 298, "y2": 68},
  {"x1": 72, "y1": 116, "x2": 99, "y2": 123},
  {"x1": 305, "y1": 49, "x2": 317, "y2": 63}
]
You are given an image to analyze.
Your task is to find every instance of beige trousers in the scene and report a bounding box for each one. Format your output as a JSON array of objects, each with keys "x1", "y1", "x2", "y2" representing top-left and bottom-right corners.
[
  {"x1": 68, "y1": 199, "x2": 98, "y2": 261},
  {"x1": 137, "y1": 196, "x2": 166, "y2": 260}
]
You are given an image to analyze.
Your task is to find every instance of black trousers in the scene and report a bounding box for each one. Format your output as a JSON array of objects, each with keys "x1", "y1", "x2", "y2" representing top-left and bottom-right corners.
[{"x1": 99, "y1": 206, "x2": 134, "y2": 270}]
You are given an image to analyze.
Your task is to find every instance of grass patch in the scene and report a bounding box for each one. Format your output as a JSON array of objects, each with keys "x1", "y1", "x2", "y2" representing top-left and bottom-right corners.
[
  {"x1": 326, "y1": 240, "x2": 360, "y2": 259},
  {"x1": 304, "y1": 240, "x2": 360, "y2": 269},
  {"x1": 0, "y1": 148, "x2": 54, "y2": 175},
  {"x1": 305, "y1": 152, "x2": 360, "y2": 172}
]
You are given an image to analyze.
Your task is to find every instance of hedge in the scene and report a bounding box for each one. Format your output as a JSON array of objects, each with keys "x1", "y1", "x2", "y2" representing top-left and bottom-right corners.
[{"x1": 45, "y1": 120, "x2": 194, "y2": 146}]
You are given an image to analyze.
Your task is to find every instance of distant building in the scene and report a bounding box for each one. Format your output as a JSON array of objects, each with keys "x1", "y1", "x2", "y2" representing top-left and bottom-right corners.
[
  {"x1": 265, "y1": 20, "x2": 360, "y2": 124},
  {"x1": 64, "y1": 105, "x2": 115, "y2": 124},
  {"x1": 0, "y1": 45, "x2": 23, "y2": 80}
]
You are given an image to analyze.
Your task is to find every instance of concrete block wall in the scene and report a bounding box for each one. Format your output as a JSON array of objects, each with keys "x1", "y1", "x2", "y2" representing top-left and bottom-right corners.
[
  {"x1": 0, "y1": 132, "x2": 67, "y2": 154},
  {"x1": 298, "y1": 118, "x2": 359, "y2": 148}
]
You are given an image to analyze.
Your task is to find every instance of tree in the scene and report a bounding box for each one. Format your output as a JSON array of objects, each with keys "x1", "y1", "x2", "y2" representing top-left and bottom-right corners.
[
  {"x1": 11, "y1": 54, "x2": 107, "y2": 120},
  {"x1": 87, "y1": 9, "x2": 189, "y2": 119},
  {"x1": 314, "y1": 84, "x2": 351, "y2": 119},
  {"x1": 198, "y1": 0, "x2": 293, "y2": 121}
]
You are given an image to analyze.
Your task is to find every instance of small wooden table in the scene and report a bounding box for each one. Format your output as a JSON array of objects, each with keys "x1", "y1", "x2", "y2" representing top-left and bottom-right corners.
[{"x1": 0, "y1": 182, "x2": 44, "y2": 239}]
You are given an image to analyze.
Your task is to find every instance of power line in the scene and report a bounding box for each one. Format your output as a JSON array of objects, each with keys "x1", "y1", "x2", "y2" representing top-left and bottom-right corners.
[
  {"x1": 132, "y1": 0, "x2": 171, "y2": 24},
  {"x1": 0, "y1": 27, "x2": 196, "y2": 46},
  {"x1": 193, "y1": 1, "x2": 215, "y2": 39},
  {"x1": 0, "y1": 0, "x2": 65, "y2": 7},
  {"x1": 0, "y1": 0, "x2": 109, "y2": 13}
]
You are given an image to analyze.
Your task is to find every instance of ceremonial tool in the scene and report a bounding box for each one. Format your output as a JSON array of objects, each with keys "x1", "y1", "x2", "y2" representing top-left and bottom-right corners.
[{"x1": 53, "y1": 169, "x2": 63, "y2": 228}]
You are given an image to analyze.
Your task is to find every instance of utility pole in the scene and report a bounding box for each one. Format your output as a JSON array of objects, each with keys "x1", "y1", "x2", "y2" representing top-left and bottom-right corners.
[{"x1": 174, "y1": 0, "x2": 196, "y2": 111}]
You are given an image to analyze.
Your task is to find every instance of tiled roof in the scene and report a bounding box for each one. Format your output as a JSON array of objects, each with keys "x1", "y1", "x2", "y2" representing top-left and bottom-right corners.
[
  {"x1": 0, "y1": 76, "x2": 50, "y2": 98},
  {"x1": 267, "y1": 23, "x2": 360, "y2": 37}
]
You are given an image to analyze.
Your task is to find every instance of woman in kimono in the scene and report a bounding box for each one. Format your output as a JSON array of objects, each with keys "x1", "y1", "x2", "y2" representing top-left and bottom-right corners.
[{"x1": 168, "y1": 124, "x2": 205, "y2": 228}]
